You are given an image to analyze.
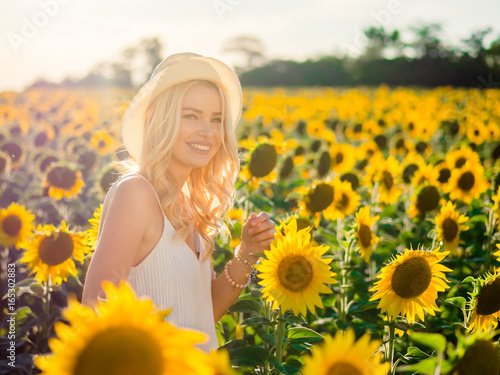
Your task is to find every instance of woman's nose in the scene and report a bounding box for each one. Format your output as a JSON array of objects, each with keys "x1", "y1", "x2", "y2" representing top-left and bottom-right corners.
[{"x1": 197, "y1": 118, "x2": 213, "y2": 136}]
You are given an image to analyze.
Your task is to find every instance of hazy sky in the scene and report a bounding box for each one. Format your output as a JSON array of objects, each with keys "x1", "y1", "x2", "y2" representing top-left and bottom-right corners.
[{"x1": 1, "y1": 0, "x2": 499, "y2": 92}]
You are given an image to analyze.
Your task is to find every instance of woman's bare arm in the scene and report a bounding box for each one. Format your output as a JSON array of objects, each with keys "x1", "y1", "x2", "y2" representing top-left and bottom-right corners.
[
  {"x1": 81, "y1": 177, "x2": 155, "y2": 307},
  {"x1": 211, "y1": 213, "x2": 275, "y2": 322}
]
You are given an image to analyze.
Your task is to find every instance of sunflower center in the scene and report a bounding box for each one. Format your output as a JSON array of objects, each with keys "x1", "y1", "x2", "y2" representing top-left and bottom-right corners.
[
  {"x1": 476, "y1": 277, "x2": 500, "y2": 315},
  {"x1": 438, "y1": 168, "x2": 451, "y2": 183},
  {"x1": 391, "y1": 257, "x2": 432, "y2": 299},
  {"x1": 442, "y1": 217, "x2": 459, "y2": 242},
  {"x1": 98, "y1": 139, "x2": 106, "y2": 148},
  {"x1": 38, "y1": 231, "x2": 74, "y2": 266},
  {"x1": 248, "y1": 144, "x2": 278, "y2": 178},
  {"x1": 455, "y1": 339, "x2": 500, "y2": 375},
  {"x1": 317, "y1": 151, "x2": 331, "y2": 177},
  {"x1": 416, "y1": 186, "x2": 440, "y2": 213},
  {"x1": 278, "y1": 255, "x2": 313, "y2": 292},
  {"x1": 2, "y1": 215, "x2": 22, "y2": 237},
  {"x1": 35, "y1": 132, "x2": 48, "y2": 147},
  {"x1": 306, "y1": 183, "x2": 335, "y2": 213},
  {"x1": 47, "y1": 166, "x2": 77, "y2": 189},
  {"x1": 382, "y1": 171, "x2": 393, "y2": 190},
  {"x1": 358, "y1": 224, "x2": 372, "y2": 248},
  {"x1": 335, "y1": 152, "x2": 344, "y2": 165},
  {"x1": 73, "y1": 326, "x2": 164, "y2": 375},
  {"x1": 326, "y1": 361, "x2": 362, "y2": 375},
  {"x1": 280, "y1": 156, "x2": 294, "y2": 179},
  {"x1": 457, "y1": 171, "x2": 475, "y2": 191},
  {"x1": 455, "y1": 157, "x2": 466, "y2": 168},
  {"x1": 403, "y1": 164, "x2": 418, "y2": 184},
  {"x1": 335, "y1": 193, "x2": 350, "y2": 210},
  {"x1": 1, "y1": 143, "x2": 22, "y2": 162}
]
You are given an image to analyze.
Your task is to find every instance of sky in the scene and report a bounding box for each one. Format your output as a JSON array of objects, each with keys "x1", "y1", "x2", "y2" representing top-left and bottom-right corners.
[{"x1": 1, "y1": 0, "x2": 499, "y2": 92}]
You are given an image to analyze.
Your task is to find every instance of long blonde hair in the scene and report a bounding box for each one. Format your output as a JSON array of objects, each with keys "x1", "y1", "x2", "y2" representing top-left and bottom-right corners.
[{"x1": 116, "y1": 80, "x2": 240, "y2": 260}]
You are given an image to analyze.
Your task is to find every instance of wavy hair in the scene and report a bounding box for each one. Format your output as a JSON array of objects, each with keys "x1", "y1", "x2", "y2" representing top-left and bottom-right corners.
[{"x1": 115, "y1": 80, "x2": 240, "y2": 261}]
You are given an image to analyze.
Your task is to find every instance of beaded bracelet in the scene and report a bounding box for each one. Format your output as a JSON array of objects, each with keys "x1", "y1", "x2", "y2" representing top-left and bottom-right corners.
[
  {"x1": 234, "y1": 245, "x2": 254, "y2": 269},
  {"x1": 224, "y1": 261, "x2": 251, "y2": 291}
]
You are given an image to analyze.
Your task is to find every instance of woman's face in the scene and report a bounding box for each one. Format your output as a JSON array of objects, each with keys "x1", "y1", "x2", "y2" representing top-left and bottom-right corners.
[{"x1": 169, "y1": 83, "x2": 223, "y2": 180}]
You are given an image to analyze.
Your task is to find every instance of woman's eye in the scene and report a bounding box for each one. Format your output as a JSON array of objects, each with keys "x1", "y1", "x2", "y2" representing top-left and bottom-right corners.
[
  {"x1": 184, "y1": 114, "x2": 196, "y2": 119},
  {"x1": 212, "y1": 118, "x2": 222, "y2": 123}
]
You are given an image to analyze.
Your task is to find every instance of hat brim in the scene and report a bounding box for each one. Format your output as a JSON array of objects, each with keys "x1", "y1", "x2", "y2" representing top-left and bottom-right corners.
[{"x1": 122, "y1": 56, "x2": 242, "y2": 162}]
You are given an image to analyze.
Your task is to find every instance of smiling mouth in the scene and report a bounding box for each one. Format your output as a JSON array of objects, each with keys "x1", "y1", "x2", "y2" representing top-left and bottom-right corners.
[{"x1": 189, "y1": 143, "x2": 211, "y2": 151}]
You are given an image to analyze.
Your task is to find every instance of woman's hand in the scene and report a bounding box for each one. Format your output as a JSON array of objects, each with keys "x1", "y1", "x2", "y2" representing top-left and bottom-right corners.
[{"x1": 240, "y1": 212, "x2": 276, "y2": 264}]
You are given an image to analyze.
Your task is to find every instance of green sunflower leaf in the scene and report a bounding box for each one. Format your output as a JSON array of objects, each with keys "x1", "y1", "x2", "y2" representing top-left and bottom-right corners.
[
  {"x1": 228, "y1": 299, "x2": 262, "y2": 314},
  {"x1": 397, "y1": 358, "x2": 437, "y2": 375},
  {"x1": 445, "y1": 296, "x2": 466, "y2": 309},
  {"x1": 287, "y1": 327, "x2": 324, "y2": 343},
  {"x1": 410, "y1": 332, "x2": 447, "y2": 351},
  {"x1": 229, "y1": 345, "x2": 270, "y2": 367}
]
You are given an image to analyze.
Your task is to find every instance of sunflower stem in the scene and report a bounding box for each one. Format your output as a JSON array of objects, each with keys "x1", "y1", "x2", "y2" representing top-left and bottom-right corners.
[
  {"x1": 386, "y1": 321, "x2": 396, "y2": 374},
  {"x1": 274, "y1": 309, "x2": 286, "y2": 375},
  {"x1": 43, "y1": 278, "x2": 52, "y2": 341},
  {"x1": 483, "y1": 206, "x2": 494, "y2": 270}
]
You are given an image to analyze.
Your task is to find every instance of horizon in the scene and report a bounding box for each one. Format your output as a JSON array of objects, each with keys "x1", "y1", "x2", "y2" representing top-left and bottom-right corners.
[{"x1": 1, "y1": 0, "x2": 499, "y2": 92}]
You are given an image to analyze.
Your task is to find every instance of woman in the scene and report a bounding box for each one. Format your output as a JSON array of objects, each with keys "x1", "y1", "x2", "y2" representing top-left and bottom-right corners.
[{"x1": 82, "y1": 53, "x2": 276, "y2": 352}]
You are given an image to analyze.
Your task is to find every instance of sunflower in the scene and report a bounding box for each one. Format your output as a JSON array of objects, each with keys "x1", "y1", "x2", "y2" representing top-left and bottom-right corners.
[
  {"x1": 301, "y1": 328, "x2": 389, "y2": 375},
  {"x1": 400, "y1": 152, "x2": 426, "y2": 185},
  {"x1": 19, "y1": 221, "x2": 90, "y2": 285},
  {"x1": 407, "y1": 185, "x2": 441, "y2": 218},
  {"x1": 1, "y1": 140, "x2": 24, "y2": 169},
  {"x1": 205, "y1": 349, "x2": 236, "y2": 375},
  {"x1": 34, "y1": 281, "x2": 211, "y2": 375},
  {"x1": 89, "y1": 129, "x2": 116, "y2": 156},
  {"x1": 364, "y1": 156, "x2": 402, "y2": 205},
  {"x1": 43, "y1": 163, "x2": 85, "y2": 200},
  {"x1": 240, "y1": 140, "x2": 282, "y2": 186},
  {"x1": 411, "y1": 163, "x2": 439, "y2": 187},
  {"x1": 355, "y1": 206, "x2": 380, "y2": 263},
  {"x1": 0, "y1": 202, "x2": 36, "y2": 249},
  {"x1": 329, "y1": 143, "x2": 357, "y2": 174},
  {"x1": 85, "y1": 204, "x2": 102, "y2": 251},
  {"x1": 255, "y1": 217, "x2": 337, "y2": 316},
  {"x1": 467, "y1": 270, "x2": 500, "y2": 333},
  {"x1": 369, "y1": 247, "x2": 451, "y2": 323},
  {"x1": 492, "y1": 190, "x2": 500, "y2": 232},
  {"x1": 447, "y1": 331, "x2": 500, "y2": 375},
  {"x1": 297, "y1": 180, "x2": 338, "y2": 227},
  {"x1": 435, "y1": 201, "x2": 469, "y2": 256},
  {"x1": 316, "y1": 151, "x2": 331, "y2": 178},
  {"x1": 77, "y1": 149, "x2": 99, "y2": 174},
  {"x1": 445, "y1": 162, "x2": 489, "y2": 204},
  {"x1": 100, "y1": 165, "x2": 121, "y2": 194},
  {"x1": 435, "y1": 160, "x2": 453, "y2": 191},
  {"x1": 445, "y1": 146, "x2": 481, "y2": 170},
  {"x1": 331, "y1": 178, "x2": 361, "y2": 220},
  {"x1": 466, "y1": 119, "x2": 486, "y2": 145},
  {"x1": 495, "y1": 244, "x2": 500, "y2": 263},
  {"x1": 33, "y1": 127, "x2": 55, "y2": 148}
]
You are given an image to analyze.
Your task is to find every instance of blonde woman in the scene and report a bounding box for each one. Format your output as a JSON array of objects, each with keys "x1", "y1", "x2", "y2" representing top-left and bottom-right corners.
[{"x1": 82, "y1": 53, "x2": 276, "y2": 352}]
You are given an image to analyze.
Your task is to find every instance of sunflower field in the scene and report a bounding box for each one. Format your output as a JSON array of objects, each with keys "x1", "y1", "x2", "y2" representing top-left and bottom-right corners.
[{"x1": 1, "y1": 85, "x2": 500, "y2": 374}]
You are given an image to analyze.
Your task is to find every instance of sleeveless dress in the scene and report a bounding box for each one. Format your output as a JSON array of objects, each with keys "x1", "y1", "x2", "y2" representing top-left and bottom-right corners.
[{"x1": 105, "y1": 172, "x2": 218, "y2": 352}]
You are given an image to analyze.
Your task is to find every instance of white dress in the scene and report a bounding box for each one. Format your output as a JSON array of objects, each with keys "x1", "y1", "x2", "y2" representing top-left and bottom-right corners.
[{"x1": 105, "y1": 172, "x2": 218, "y2": 352}]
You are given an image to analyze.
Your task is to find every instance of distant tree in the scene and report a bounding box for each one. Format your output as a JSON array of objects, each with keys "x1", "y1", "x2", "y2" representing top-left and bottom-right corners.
[
  {"x1": 362, "y1": 26, "x2": 403, "y2": 60},
  {"x1": 462, "y1": 28, "x2": 492, "y2": 58},
  {"x1": 486, "y1": 35, "x2": 500, "y2": 70},
  {"x1": 141, "y1": 37, "x2": 163, "y2": 83},
  {"x1": 222, "y1": 35, "x2": 267, "y2": 74},
  {"x1": 409, "y1": 24, "x2": 449, "y2": 59},
  {"x1": 111, "y1": 62, "x2": 132, "y2": 87}
]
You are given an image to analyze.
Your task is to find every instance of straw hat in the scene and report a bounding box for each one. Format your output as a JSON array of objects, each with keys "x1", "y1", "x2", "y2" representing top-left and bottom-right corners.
[{"x1": 122, "y1": 52, "x2": 243, "y2": 162}]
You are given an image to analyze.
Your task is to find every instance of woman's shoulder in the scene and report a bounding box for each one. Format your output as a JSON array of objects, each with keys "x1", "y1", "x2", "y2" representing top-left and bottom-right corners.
[{"x1": 101, "y1": 173, "x2": 160, "y2": 220}]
